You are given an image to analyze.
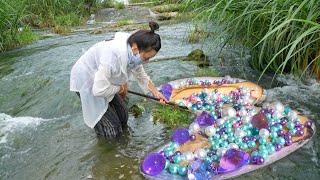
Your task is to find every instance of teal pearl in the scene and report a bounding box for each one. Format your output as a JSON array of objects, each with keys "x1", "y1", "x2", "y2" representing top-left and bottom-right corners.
[
  {"x1": 270, "y1": 131, "x2": 278, "y2": 138},
  {"x1": 234, "y1": 137, "x2": 243, "y2": 144},
  {"x1": 221, "y1": 134, "x2": 229, "y2": 140},
  {"x1": 178, "y1": 166, "x2": 188, "y2": 176},
  {"x1": 220, "y1": 141, "x2": 229, "y2": 148},
  {"x1": 246, "y1": 130, "x2": 252, "y2": 136},
  {"x1": 228, "y1": 136, "x2": 235, "y2": 143},
  {"x1": 192, "y1": 107, "x2": 198, "y2": 112},
  {"x1": 211, "y1": 155, "x2": 219, "y2": 162},
  {"x1": 251, "y1": 151, "x2": 259, "y2": 157},
  {"x1": 276, "y1": 124, "x2": 283, "y2": 130},
  {"x1": 284, "y1": 107, "x2": 291, "y2": 114},
  {"x1": 164, "y1": 146, "x2": 173, "y2": 152},
  {"x1": 259, "y1": 138, "x2": 267, "y2": 145},
  {"x1": 271, "y1": 126, "x2": 278, "y2": 132},
  {"x1": 212, "y1": 144, "x2": 220, "y2": 150},
  {"x1": 258, "y1": 151, "x2": 268, "y2": 160},
  {"x1": 277, "y1": 137, "x2": 286, "y2": 146},
  {"x1": 165, "y1": 150, "x2": 174, "y2": 157},
  {"x1": 213, "y1": 134, "x2": 221, "y2": 139},
  {"x1": 259, "y1": 145, "x2": 267, "y2": 151},
  {"x1": 265, "y1": 142, "x2": 273, "y2": 148},
  {"x1": 289, "y1": 129, "x2": 297, "y2": 135},
  {"x1": 266, "y1": 113, "x2": 272, "y2": 118},
  {"x1": 287, "y1": 122, "x2": 295, "y2": 129},
  {"x1": 250, "y1": 127, "x2": 259, "y2": 136},
  {"x1": 165, "y1": 160, "x2": 170, "y2": 169},
  {"x1": 210, "y1": 111, "x2": 215, "y2": 116},
  {"x1": 201, "y1": 106, "x2": 207, "y2": 111},
  {"x1": 272, "y1": 138, "x2": 277, "y2": 144},
  {"x1": 234, "y1": 127, "x2": 240, "y2": 131},
  {"x1": 247, "y1": 123, "x2": 253, "y2": 128},
  {"x1": 240, "y1": 143, "x2": 248, "y2": 150},
  {"x1": 208, "y1": 136, "x2": 214, "y2": 142},
  {"x1": 267, "y1": 146, "x2": 276, "y2": 155},
  {"x1": 248, "y1": 141, "x2": 256, "y2": 148},
  {"x1": 205, "y1": 156, "x2": 211, "y2": 161},
  {"x1": 210, "y1": 140, "x2": 219, "y2": 147},
  {"x1": 169, "y1": 164, "x2": 179, "y2": 174},
  {"x1": 174, "y1": 155, "x2": 183, "y2": 164},
  {"x1": 171, "y1": 142, "x2": 180, "y2": 150},
  {"x1": 226, "y1": 123, "x2": 232, "y2": 128},
  {"x1": 226, "y1": 127, "x2": 232, "y2": 133},
  {"x1": 228, "y1": 132, "x2": 234, "y2": 137}
]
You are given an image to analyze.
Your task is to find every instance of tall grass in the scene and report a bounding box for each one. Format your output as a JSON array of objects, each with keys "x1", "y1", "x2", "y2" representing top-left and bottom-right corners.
[{"x1": 186, "y1": 0, "x2": 320, "y2": 80}]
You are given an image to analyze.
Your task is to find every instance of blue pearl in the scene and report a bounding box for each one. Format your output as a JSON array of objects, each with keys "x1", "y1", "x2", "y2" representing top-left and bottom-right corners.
[{"x1": 169, "y1": 164, "x2": 179, "y2": 174}]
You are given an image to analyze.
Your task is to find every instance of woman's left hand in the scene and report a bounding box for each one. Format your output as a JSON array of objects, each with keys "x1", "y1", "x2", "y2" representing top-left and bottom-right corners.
[{"x1": 156, "y1": 92, "x2": 168, "y2": 105}]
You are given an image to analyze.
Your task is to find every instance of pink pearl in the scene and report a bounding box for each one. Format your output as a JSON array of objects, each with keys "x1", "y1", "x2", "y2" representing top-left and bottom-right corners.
[{"x1": 233, "y1": 123, "x2": 240, "y2": 128}]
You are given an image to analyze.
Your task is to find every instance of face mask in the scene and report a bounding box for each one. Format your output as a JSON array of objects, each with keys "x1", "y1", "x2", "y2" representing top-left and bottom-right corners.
[{"x1": 128, "y1": 44, "x2": 143, "y2": 69}]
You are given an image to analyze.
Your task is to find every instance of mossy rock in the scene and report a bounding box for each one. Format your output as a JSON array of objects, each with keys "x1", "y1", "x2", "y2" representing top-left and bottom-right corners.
[
  {"x1": 129, "y1": 104, "x2": 145, "y2": 118},
  {"x1": 182, "y1": 49, "x2": 210, "y2": 67},
  {"x1": 152, "y1": 4, "x2": 184, "y2": 13},
  {"x1": 156, "y1": 12, "x2": 178, "y2": 21}
]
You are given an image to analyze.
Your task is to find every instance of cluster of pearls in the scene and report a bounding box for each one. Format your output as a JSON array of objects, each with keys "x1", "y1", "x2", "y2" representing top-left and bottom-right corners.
[
  {"x1": 156, "y1": 85, "x2": 312, "y2": 177},
  {"x1": 172, "y1": 77, "x2": 240, "y2": 90}
]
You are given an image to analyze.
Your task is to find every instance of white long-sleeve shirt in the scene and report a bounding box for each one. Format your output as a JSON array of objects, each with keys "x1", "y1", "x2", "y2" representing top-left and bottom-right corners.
[{"x1": 70, "y1": 32, "x2": 151, "y2": 128}]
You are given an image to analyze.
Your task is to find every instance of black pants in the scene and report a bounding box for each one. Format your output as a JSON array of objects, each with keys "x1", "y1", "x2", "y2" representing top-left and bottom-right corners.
[{"x1": 77, "y1": 93, "x2": 128, "y2": 138}]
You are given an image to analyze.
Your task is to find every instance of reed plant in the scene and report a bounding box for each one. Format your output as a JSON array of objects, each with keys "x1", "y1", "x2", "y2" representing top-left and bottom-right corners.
[{"x1": 186, "y1": 0, "x2": 320, "y2": 80}]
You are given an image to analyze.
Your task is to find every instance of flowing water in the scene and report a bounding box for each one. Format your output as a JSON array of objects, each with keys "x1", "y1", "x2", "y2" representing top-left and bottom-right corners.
[{"x1": 0, "y1": 22, "x2": 319, "y2": 180}]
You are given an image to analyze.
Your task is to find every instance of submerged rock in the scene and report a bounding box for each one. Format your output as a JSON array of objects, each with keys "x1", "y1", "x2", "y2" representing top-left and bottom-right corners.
[{"x1": 182, "y1": 49, "x2": 210, "y2": 67}]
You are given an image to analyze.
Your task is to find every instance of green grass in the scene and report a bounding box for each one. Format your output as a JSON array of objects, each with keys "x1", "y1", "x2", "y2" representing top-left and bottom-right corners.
[
  {"x1": 195, "y1": 68, "x2": 219, "y2": 77},
  {"x1": 152, "y1": 104, "x2": 194, "y2": 127},
  {"x1": 186, "y1": 0, "x2": 320, "y2": 81},
  {"x1": 187, "y1": 24, "x2": 211, "y2": 43}
]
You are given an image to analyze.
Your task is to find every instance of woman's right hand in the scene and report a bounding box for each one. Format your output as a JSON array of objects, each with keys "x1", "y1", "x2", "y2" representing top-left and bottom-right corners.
[{"x1": 119, "y1": 83, "x2": 128, "y2": 98}]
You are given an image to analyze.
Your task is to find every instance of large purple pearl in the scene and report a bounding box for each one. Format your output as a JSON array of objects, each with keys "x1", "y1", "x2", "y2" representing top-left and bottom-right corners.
[
  {"x1": 294, "y1": 121, "x2": 300, "y2": 126},
  {"x1": 305, "y1": 121, "x2": 312, "y2": 128},
  {"x1": 285, "y1": 133, "x2": 292, "y2": 140},
  {"x1": 280, "y1": 118, "x2": 288, "y2": 126},
  {"x1": 295, "y1": 126, "x2": 302, "y2": 131},
  {"x1": 277, "y1": 130, "x2": 284, "y2": 136},
  {"x1": 190, "y1": 134, "x2": 196, "y2": 141},
  {"x1": 296, "y1": 130, "x2": 304, "y2": 137},
  {"x1": 286, "y1": 139, "x2": 293, "y2": 146},
  {"x1": 275, "y1": 144, "x2": 282, "y2": 151},
  {"x1": 257, "y1": 156, "x2": 265, "y2": 165}
]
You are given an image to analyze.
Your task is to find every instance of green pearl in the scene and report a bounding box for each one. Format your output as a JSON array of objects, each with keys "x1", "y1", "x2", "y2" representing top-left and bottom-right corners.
[
  {"x1": 169, "y1": 164, "x2": 179, "y2": 174},
  {"x1": 178, "y1": 166, "x2": 188, "y2": 176}
]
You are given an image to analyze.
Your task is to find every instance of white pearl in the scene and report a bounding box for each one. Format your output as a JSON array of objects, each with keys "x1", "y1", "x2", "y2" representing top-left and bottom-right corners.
[
  {"x1": 228, "y1": 143, "x2": 239, "y2": 150},
  {"x1": 262, "y1": 102, "x2": 270, "y2": 110},
  {"x1": 189, "y1": 122, "x2": 200, "y2": 132},
  {"x1": 216, "y1": 118, "x2": 226, "y2": 127},
  {"x1": 259, "y1": 128, "x2": 270, "y2": 138},
  {"x1": 248, "y1": 110, "x2": 256, "y2": 117},
  {"x1": 238, "y1": 109, "x2": 247, "y2": 117},
  {"x1": 182, "y1": 151, "x2": 194, "y2": 161},
  {"x1": 216, "y1": 147, "x2": 227, "y2": 157},
  {"x1": 173, "y1": 84, "x2": 180, "y2": 90},
  {"x1": 235, "y1": 129, "x2": 246, "y2": 138},
  {"x1": 203, "y1": 88, "x2": 209, "y2": 94},
  {"x1": 187, "y1": 102, "x2": 193, "y2": 108},
  {"x1": 271, "y1": 101, "x2": 284, "y2": 113},
  {"x1": 272, "y1": 111, "x2": 282, "y2": 119},
  {"x1": 194, "y1": 149, "x2": 207, "y2": 158},
  {"x1": 288, "y1": 110, "x2": 298, "y2": 119},
  {"x1": 241, "y1": 115, "x2": 251, "y2": 124},
  {"x1": 180, "y1": 82, "x2": 185, "y2": 87},
  {"x1": 221, "y1": 107, "x2": 236, "y2": 119},
  {"x1": 205, "y1": 126, "x2": 216, "y2": 137}
]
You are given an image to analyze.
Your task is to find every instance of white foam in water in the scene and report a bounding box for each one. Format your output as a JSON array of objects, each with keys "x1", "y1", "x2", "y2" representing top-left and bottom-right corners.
[{"x1": 0, "y1": 113, "x2": 60, "y2": 144}]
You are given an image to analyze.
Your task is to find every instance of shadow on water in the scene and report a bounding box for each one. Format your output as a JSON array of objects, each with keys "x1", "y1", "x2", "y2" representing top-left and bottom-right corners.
[{"x1": 0, "y1": 21, "x2": 319, "y2": 180}]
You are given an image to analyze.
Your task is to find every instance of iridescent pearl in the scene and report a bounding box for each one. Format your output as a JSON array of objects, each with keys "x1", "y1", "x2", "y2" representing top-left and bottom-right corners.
[
  {"x1": 205, "y1": 126, "x2": 216, "y2": 137},
  {"x1": 262, "y1": 102, "x2": 270, "y2": 110},
  {"x1": 288, "y1": 110, "x2": 298, "y2": 119},
  {"x1": 216, "y1": 118, "x2": 226, "y2": 126},
  {"x1": 228, "y1": 143, "x2": 239, "y2": 149},
  {"x1": 189, "y1": 122, "x2": 200, "y2": 132},
  {"x1": 182, "y1": 151, "x2": 194, "y2": 161},
  {"x1": 272, "y1": 111, "x2": 282, "y2": 119},
  {"x1": 216, "y1": 147, "x2": 227, "y2": 157},
  {"x1": 221, "y1": 107, "x2": 236, "y2": 119},
  {"x1": 234, "y1": 129, "x2": 246, "y2": 138},
  {"x1": 259, "y1": 128, "x2": 270, "y2": 138},
  {"x1": 270, "y1": 101, "x2": 284, "y2": 113},
  {"x1": 194, "y1": 149, "x2": 207, "y2": 158}
]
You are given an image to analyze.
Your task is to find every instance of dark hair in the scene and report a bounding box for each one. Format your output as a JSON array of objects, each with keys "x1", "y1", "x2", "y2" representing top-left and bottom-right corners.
[{"x1": 127, "y1": 21, "x2": 161, "y2": 52}]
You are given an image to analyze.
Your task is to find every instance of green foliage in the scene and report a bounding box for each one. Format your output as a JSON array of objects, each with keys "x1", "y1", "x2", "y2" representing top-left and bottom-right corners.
[
  {"x1": 195, "y1": 68, "x2": 218, "y2": 77},
  {"x1": 187, "y1": 24, "x2": 211, "y2": 43},
  {"x1": 152, "y1": 104, "x2": 193, "y2": 127},
  {"x1": 186, "y1": 0, "x2": 320, "y2": 80},
  {"x1": 114, "y1": 2, "x2": 125, "y2": 9}
]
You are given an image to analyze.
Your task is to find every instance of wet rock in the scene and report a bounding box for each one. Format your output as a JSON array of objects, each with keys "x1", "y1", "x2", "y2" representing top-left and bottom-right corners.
[
  {"x1": 156, "y1": 12, "x2": 178, "y2": 21},
  {"x1": 182, "y1": 49, "x2": 210, "y2": 67},
  {"x1": 152, "y1": 4, "x2": 184, "y2": 13}
]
